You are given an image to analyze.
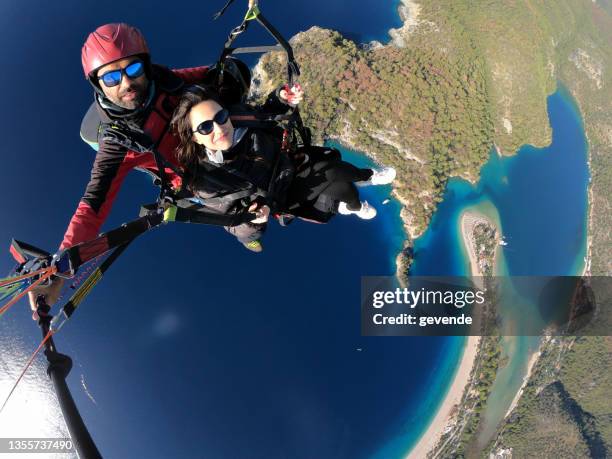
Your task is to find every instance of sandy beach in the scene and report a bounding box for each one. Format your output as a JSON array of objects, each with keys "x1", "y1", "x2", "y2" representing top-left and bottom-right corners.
[
  {"x1": 406, "y1": 210, "x2": 490, "y2": 458},
  {"x1": 384, "y1": 2, "x2": 496, "y2": 455},
  {"x1": 406, "y1": 335, "x2": 480, "y2": 459},
  {"x1": 460, "y1": 210, "x2": 494, "y2": 289},
  {"x1": 504, "y1": 345, "x2": 542, "y2": 418},
  {"x1": 461, "y1": 212, "x2": 482, "y2": 279}
]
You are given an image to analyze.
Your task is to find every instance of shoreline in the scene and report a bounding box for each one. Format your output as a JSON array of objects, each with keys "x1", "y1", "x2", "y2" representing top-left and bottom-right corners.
[
  {"x1": 580, "y1": 108, "x2": 593, "y2": 278},
  {"x1": 460, "y1": 211, "x2": 484, "y2": 282},
  {"x1": 503, "y1": 344, "x2": 543, "y2": 419},
  {"x1": 406, "y1": 335, "x2": 481, "y2": 459},
  {"x1": 387, "y1": 3, "x2": 490, "y2": 454},
  {"x1": 368, "y1": 4, "x2": 589, "y2": 457},
  {"x1": 459, "y1": 210, "x2": 498, "y2": 286},
  {"x1": 328, "y1": 0, "x2": 426, "y2": 248},
  {"x1": 406, "y1": 209, "x2": 491, "y2": 458},
  {"x1": 388, "y1": 0, "x2": 422, "y2": 48}
]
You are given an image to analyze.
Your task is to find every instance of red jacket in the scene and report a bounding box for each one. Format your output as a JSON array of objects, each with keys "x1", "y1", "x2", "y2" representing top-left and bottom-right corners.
[{"x1": 61, "y1": 65, "x2": 209, "y2": 250}]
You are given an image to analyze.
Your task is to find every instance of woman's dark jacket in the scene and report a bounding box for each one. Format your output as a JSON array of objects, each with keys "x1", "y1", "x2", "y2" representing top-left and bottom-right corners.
[{"x1": 188, "y1": 123, "x2": 295, "y2": 217}]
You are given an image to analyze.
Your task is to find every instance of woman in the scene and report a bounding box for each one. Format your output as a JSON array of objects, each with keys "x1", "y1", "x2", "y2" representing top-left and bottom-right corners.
[{"x1": 171, "y1": 85, "x2": 395, "y2": 252}]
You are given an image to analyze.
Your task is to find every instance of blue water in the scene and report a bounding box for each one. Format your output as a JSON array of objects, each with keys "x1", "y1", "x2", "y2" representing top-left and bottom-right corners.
[
  {"x1": 0, "y1": 3, "x2": 451, "y2": 457},
  {"x1": 3, "y1": 146, "x2": 438, "y2": 459},
  {"x1": 407, "y1": 86, "x2": 590, "y2": 449},
  {"x1": 411, "y1": 88, "x2": 589, "y2": 279},
  {"x1": 0, "y1": 2, "x2": 590, "y2": 458}
]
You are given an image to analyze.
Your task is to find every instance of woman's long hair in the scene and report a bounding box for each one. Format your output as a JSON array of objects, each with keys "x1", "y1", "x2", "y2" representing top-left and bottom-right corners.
[{"x1": 171, "y1": 85, "x2": 224, "y2": 174}]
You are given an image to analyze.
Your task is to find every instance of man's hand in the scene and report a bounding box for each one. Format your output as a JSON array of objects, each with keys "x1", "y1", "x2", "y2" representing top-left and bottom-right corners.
[
  {"x1": 27, "y1": 277, "x2": 64, "y2": 320},
  {"x1": 248, "y1": 202, "x2": 270, "y2": 224},
  {"x1": 279, "y1": 84, "x2": 304, "y2": 107}
]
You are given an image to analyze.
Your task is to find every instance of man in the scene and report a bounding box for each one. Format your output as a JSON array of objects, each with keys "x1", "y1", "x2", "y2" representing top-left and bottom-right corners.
[
  {"x1": 28, "y1": 23, "x2": 302, "y2": 313},
  {"x1": 28, "y1": 23, "x2": 215, "y2": 311}
]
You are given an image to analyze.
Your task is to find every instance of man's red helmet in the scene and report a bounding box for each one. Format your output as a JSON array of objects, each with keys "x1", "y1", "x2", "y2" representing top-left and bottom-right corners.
[{"x1": 81, "y1": 23, "x2": 149, "y2": 78}]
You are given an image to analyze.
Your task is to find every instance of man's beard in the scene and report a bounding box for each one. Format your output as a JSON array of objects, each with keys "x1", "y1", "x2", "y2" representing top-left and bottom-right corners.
[{"x1": 111, "y1": 81, "x2": 148, "y2": 110}]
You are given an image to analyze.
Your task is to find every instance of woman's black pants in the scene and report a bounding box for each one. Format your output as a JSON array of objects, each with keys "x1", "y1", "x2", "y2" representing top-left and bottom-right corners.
[{"x1": 287, "y1": 146, "x2": 373, "y2": 214}]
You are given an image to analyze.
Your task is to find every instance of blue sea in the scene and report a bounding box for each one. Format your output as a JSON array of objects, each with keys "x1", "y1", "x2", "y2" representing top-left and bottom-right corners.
[
  {"x1": 408, "y1": 87, "x2": 590, "y2": 447},
  {"x1": 0, "y1": 1, "x2": 589, "y2": 458}
]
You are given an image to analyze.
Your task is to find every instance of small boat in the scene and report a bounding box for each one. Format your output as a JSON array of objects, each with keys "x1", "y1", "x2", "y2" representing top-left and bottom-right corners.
[{"x1": 382, "y1": 199, "x2": 390, "y2": 205}]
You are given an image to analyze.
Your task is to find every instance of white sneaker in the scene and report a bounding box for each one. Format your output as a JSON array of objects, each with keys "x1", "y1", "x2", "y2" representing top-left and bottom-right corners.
[
  {"x1": 365, "y1": 167, "x2": 396, "y2": 185},
  {"x1": 338, "y1": 201, "x2": 377, "y2": 219}
]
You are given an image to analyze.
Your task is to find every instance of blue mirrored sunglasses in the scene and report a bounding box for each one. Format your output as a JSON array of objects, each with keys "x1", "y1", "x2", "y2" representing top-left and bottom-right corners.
[
  {"x1": 193, "y1": 108, "x2": 230, "y2": 135},
  {"x1": 98, "y1": 60, "x2": 145, "y2": 88}
]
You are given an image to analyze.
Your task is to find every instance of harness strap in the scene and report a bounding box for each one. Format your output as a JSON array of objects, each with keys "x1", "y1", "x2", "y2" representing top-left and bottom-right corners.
[
  {"x1": 101, "y1": 123, "x2": 183, "y2": 201},
  {"x1": 139, "y1": 202, "x2": 255, "y2": 227},
  {"x1": 54, "y1": 241, "x2": 133, "y2": 328},
  {"x1": 172, "y1": 206, "x2": 254, "y2": 226},
  {"x1": 252, "y1": 9, "x2": 300, "y2": 84},
  {"x1": 231, "y1": 45, "x2": 283, "y2": 54},
  {"x1": 206, "y1": 159, "x2": 270, "y2": 198},
  {"x1": 54, "y1": 212, "x2": 165, "y2": 276},
  {"x1": 218, "y1": 4, "x2": 300, "y2": 85},
  {"x1": 151, "y1": 149, "x2": 171, "y2": 200},
  {"x1": 192, "y1": 188, "x2": 256, "y2": 207}
]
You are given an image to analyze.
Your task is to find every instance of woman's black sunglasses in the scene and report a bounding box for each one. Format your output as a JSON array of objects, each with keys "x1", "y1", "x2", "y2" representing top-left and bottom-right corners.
[{"x1": 193, "y1": 108, "x2": 230, "y2": 135}]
